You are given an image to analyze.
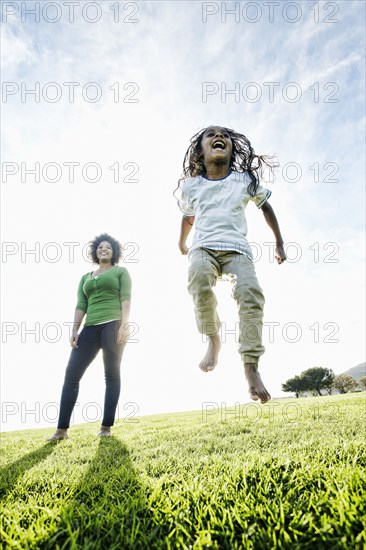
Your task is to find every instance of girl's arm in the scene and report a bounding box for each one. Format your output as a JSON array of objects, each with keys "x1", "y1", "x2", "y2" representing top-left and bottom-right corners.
[
  {"x1": 178, "y1": 215, "x2": 195, "y2": 255},
  {"x1": 261, "y1": 202, "x2": 286, "y2": 264}
]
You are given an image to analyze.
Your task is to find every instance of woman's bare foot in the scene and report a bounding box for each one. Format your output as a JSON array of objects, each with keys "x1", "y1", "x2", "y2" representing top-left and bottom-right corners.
[
  {"x1": 47, "y1": 428, "x2": 68, "y2": 441},
  {"x1": 98, "y1": 426, "x2": 111, "y2": 437},
  {"x1": 199, "y1": 333, "x2": 221, "y2": 372},
  {"x1": 244, "y1": 363, "x2": 271, "y2": 404}
]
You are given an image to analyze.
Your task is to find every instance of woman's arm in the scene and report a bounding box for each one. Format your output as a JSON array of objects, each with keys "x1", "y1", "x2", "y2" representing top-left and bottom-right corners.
[
  {"x1": 70, "y1": 309, "x2": 85, "y2": 348},
  {"x1": 178, "y1": 215, "x2": 195, "y2": 255},
  {"x1": 117, "y1": 300, "x2": 131, "y2": 344},
  {"x1": 261, "y1": 202, "x2": 286, "y2": 264},
  {"x1": 121, "y1": 300, "x2": 131, "y2": 324}
]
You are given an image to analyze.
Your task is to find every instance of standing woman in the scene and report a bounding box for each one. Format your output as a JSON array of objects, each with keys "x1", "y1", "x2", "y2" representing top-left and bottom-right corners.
[{"x1": 48, "y1": 233, "x2": 132, "y2": 440}]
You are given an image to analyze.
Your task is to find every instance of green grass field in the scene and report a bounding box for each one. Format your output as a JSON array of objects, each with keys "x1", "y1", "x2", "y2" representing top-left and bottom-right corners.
[{"x1": 1, "y1": 393, "x2": 365, "y2": 549}]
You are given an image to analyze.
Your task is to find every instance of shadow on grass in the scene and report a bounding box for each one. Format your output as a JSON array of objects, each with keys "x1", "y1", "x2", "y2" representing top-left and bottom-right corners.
[
  {"x1": 41, "y1": 437, "x2": 163, "y2": 550},
  {"x1": 0, "y1": 443, "x2": 57, "y2": 500}
]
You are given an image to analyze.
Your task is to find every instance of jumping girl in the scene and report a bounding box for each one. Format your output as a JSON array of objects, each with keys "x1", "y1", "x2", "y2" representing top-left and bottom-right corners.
[{"x1": 175, "y1": 126, "x2": 286, "y2": 403}]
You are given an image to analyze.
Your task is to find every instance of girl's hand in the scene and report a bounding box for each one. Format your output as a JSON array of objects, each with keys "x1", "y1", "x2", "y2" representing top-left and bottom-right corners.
[
  {"x1": 70, "y1": 330, "x2": 79, "y2": 348},
  {"x1": 117, "y1": 323, "x2": 130, "y2": 345},
  {"x1": 179, "y1": 242, "x2": 189, "y2": 255},
  {"x1": 275, "y1": 243, "x2": 286, "y2": 264}
]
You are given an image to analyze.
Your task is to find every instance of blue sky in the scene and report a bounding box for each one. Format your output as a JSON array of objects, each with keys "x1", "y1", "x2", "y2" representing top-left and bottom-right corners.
[{"x1": 1, "y1": 0, "x2": 365, "y2": 431}]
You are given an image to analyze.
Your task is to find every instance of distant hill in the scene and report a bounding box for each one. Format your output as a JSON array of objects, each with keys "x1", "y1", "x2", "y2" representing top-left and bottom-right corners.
[{"x1": 342, "y1": 362, "x2": 366, "y2": 381}]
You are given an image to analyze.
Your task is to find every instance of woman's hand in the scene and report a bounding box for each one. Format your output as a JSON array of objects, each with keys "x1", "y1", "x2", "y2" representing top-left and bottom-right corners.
[
  {"x1": 117, "y1": 323, "x2": 131, "y2": 345},
  {"x1": 275, "y1": 243, "x2": 286, "y2": 264},
  {"x1": 70, "y1": 329, "x2": 79, "y2": 348},
  {"x1": 69, "y1": 310, "x2": 85, "y2": 348}
]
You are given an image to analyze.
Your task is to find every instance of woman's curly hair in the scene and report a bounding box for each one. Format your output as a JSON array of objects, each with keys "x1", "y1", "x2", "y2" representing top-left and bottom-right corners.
[
  {"x1": 88, "y1": 233, "x2": 122, "y2": 265},
  {"x1": 178, "y1": 126, "x2": 277, "y2": 196}
]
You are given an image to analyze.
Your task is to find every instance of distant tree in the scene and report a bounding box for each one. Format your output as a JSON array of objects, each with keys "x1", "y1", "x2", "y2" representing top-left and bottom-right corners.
[
  {"x1": 360, "y1": 376, "x2": 366, "y2": 390},
  {"x1": 332, "y1": 374, "x2": 358, "y2": 394},
  {"x1": 282, "y1": 375, "x2": 306, "y2": 398},
  {"x1": 301, "y1": 367, "x2": 335, "y2": 396}
]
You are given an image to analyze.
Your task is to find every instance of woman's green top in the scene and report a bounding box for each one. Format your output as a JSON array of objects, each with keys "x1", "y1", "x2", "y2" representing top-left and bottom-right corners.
[{"x1": 76, "y1": 266, "x2": 132, "y2": 326}]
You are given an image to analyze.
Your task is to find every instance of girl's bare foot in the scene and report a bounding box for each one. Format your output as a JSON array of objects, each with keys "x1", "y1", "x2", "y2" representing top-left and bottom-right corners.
[
  {"x1": 98, "y1": 426, "x2": 111, "y2": 437},
  {"x1": 199, "y1": 334, "x2": 221, "y2": 372},
  {"x1": 47, "y1": 428, "x2": 68, "y2": 441},
  {"x1": 244, "y1": 363, "x2": 271, "y2": 403}
]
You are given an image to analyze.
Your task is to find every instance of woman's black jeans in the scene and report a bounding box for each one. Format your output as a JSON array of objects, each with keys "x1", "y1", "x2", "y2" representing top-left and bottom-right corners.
[{"x1": 57, "y1": 321, "x2": 124, "y2": 429}]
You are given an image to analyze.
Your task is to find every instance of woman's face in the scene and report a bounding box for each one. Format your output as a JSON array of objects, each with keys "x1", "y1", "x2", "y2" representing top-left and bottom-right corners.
[
  {"x1": 97, "y1": 240, "x2": 113, "y2": 263},
  {"x1": 200, "y1": 126, "x2": 233, "y2": 165}
]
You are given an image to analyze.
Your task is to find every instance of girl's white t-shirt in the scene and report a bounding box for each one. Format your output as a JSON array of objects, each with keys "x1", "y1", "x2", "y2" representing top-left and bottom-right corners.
[{"x1": 176, "y1": 171, "x2": 271, "y2": 260}]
